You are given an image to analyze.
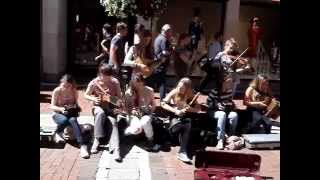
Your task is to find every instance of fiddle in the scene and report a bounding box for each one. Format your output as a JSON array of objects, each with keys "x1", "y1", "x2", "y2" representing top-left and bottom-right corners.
[{"x1": 227, "y1": 48, "x2": 252, "y2": 73}]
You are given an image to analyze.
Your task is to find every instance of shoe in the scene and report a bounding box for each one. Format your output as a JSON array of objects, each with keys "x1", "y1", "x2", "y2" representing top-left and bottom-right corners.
[
  {"x1": 177, "y1": 152, "x2": 192, "y2": 164},
  {"x1": 90, "y1": 138, "x2": 100, "y2": 154},
  {"x1": 113, "y1": 149, "x2": 122, "y2": 162},
  {"x1": 216, "y1": 139, "x2": 224, "y2": 150},
  {"x1": 80, "y1": 145, "x2": 90, "y2": 159},
  {"x1": 144, "y1": 139, "x2": 155, "y2": 152},
  {"x1": 55, "y1": 132, "x2": 66, "y2": 143},
  {"x1": 152, "y1": 144, "x2": 162, "y2": 152}
]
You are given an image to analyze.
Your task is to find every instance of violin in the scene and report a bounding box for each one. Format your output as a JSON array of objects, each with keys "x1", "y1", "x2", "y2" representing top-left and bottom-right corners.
[{"x1": 227, "y1": 48, "x2": 252, "y2": 73}]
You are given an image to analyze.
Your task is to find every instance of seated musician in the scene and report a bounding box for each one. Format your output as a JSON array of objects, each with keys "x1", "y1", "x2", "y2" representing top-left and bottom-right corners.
[
  {"x1": 244, "y1": 74, "x2": 274, "y2": 134},
  {"x1": 50, "y1": 74, "x2": 89, "y2": 158},
  {"x1": 123, "y1": 29, "x2": 154, "y2": 76},
  {"x1": 215, "y1": 38, "x2": 251, "y2": 97},
  {"x1": 84, "y1": 64, "x2": 123, "y2": 162},
  {"x1": 207, "y1": 73, "x2": 238, "y2": 150},
  {"x1": 161, "y1": 78, "x2": 201, "y2": 164},
  {"x1": 123, "y1": 73, "x2": 157, "y2": 151}
]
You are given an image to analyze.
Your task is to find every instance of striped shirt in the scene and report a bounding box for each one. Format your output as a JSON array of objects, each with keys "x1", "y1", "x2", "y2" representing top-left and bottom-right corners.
[{"x1": 207, "y1": 88, "x2": 234, "y2": 111}]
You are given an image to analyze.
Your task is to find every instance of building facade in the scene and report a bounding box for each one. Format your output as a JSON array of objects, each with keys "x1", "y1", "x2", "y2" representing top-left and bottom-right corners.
[{"x1": 40, "y1": 0, "x2": 280, "y2": 82}]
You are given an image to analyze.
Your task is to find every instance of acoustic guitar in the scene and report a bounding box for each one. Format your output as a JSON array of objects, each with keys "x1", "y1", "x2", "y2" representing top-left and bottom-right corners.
[{"x1": 134, "y1": 56, "x2": 167, "y2": 78}]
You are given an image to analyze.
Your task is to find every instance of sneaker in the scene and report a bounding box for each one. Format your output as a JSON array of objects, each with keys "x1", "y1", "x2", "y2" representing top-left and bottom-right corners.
[
  {"x1": 177, "y1": 152, "x2": 192, "y2": 164},
  {"x1": 80, "y1": 145, "x2": 90, "y2": 159},
  {"x1": 90, "y1": 138, "x2": 100, "y2": 154},
  {"x1": 216, "y1": 139, "x2": 224, "y2": 150},
  {"x1": 54, "y1": 132, "x2": 66, "y2": 143},
  {"x1": 152, "y1": 144, "x2": 162, "y2": 152}
]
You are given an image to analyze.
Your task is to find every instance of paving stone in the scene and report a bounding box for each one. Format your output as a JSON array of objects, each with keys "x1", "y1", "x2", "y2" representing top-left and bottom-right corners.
[
  {"x1": 108, "y1": 169, "x2": 139, "y2": 180},
  {"x1": 109, "y1": 158, "x2": 139, "y2": 170}
]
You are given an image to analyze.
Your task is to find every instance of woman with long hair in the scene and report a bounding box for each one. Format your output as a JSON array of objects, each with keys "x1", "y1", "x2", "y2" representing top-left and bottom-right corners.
[
  {"x1": 123, "y1": 73, "x2": 156, "y2": 151},
  {"x1": 123, "y1": 29, "x2": 154, "y2": 76},
  {"x1": 244, "y1": 74, "x2": 273, "y2": 133},
  {"x1": 50, "y1": 74, "x2": 89, "y2": 158},
  {"x1": 161, "y1": 77, "x2": 201, "y2": 164}
]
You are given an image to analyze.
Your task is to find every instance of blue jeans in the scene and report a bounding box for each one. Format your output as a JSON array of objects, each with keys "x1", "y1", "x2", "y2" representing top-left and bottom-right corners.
[
  {"x1": 208, "y1": 110, "x2": 238, "y2": 140},
  {"x1": 145, "y1": 70, "x2": 167, "y2": 100},
  {"x1": 52, "y1": 113, "x2": 83, "y2": 145}
]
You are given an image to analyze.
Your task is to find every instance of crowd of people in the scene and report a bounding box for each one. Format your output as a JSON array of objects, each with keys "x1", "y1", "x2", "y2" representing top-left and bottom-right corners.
[{"x1": 50, "y1": 20, "x2": 279, "y2": 164}]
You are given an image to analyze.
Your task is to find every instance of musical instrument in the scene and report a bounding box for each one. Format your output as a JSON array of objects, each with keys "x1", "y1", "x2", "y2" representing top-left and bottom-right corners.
[
  {"x1": 252, "y1": 90, "x2": 280, "y2": 119},
  {"x1": 94, "y1": 81, "x2": 126, "y2": 115},
  {"x1": 134, "y1": 56, "x2": 167, "y2": 78},
  {"x1": 264, "y1": 98, "x2": 280, "y2": 119},
  {"x1": 227, "y1": 48, "x2": 252, "y2": 73},
  {"x1": 63, "y1": 104, "x2": 81, "y2": 117},
  {"x1": 168, "y1": 92, "x2": 200, "y2": 132}
]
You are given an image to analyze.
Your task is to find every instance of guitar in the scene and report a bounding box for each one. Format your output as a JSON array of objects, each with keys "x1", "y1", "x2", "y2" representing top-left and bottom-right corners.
[{"x1": 134, "y1": 56, "x2": 167, "y2": 78}]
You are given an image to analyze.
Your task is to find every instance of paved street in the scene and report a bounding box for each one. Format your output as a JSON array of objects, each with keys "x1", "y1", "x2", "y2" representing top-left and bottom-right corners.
[{"x1": 40, "y1": 89, "x2": 280, "y2": 180}]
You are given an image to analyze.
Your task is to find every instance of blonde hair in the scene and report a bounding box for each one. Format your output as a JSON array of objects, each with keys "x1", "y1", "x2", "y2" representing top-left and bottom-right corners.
[
  {"x1": 249, "y1": 74, "x2": 272, "y2": 95},
  {"x1": 174, "y1": 77, "x2": 193, "y2": 102}
]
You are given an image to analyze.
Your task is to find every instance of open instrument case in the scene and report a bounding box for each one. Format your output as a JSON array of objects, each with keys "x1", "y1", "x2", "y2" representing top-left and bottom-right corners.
[{"x1": 194, "y1": 150, "x2": 273, "y2": 180}]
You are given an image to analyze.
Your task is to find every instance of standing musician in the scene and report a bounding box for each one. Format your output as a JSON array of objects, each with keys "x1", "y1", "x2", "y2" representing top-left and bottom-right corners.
[
  {"x1": 146, "y1": 24, "x2": 173, "y2": 100},
  {"x1": 161, "y1": 78, "x2": 201, "y2": 164},
  {"x1": 50, "y1": 74, "x2": 89, "y2": 158},
  {"x1": 244, "y1": 74, "x2": 278, "y2": 134},
  {"x1": 215, "y1": 38, "x2": 251, "y2": 97},
  {"x1": 123, "y1": 30, "x2": 154, "y2": 77},
  {"x1": 109, "y1": 22, "x2": 128, "y2": 74},
  {"x1": 123, "y1": 73, "x2": 157, "y2": 151},
  {"x1": 207, "y1": 73, "x2": 238, "y2": 150},
  {"x1": 84, "y1": 64, "x2": 123, "y2": 162}
]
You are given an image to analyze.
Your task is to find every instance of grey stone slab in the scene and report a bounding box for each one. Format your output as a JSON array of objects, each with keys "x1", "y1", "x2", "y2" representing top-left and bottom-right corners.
[
  {"x1": 109, "y1": 158, "x2": 139, "y2": 170},
  {"x1": 108, "y1": 169, "x2": 139, "y2": 180},
  {"x1": 96, "y1": 168, "x2": 110, "y2": 178}
]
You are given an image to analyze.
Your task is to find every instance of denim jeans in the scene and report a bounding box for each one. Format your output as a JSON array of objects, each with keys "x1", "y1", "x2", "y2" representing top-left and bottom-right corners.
[
  {"x1": 145, "y1": 70, "x2": 166, "y2": 100},
  {"x1": 250, "y1": 110, "x2": 272, "y2": 134},
  {"x1": 170, "y1": 117, "x2": 192, "y2": 154},
  {"x1": 208, "y1": 110, "x2": 238, "y2": 140},
  {"x1": 52, "y1": 113, "x2": 83, "y2": 145}
]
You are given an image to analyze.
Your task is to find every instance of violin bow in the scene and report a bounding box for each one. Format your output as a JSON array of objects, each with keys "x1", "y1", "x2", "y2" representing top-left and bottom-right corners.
[{"x1": 228, "y1": 47, "x2": 249, "y2": 69}]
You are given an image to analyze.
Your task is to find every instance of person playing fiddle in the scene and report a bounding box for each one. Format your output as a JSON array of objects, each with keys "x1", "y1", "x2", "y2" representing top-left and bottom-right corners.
[{"x1": 214, "y1": 38, "x2": 252, "y2": 97}]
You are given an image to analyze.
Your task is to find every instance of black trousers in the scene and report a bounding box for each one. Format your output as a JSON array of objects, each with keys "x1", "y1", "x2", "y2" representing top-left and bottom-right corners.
[{"x1": 169, "y1": 117, "x2": 192, "y2": 153}]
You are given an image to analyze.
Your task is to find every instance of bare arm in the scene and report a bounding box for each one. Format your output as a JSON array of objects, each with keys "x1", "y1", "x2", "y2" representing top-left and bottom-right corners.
[
  {"x1": 50, "y1": 88, "x2": 65, "y2": 113},
  {"x1": 84, "y1": 82, "x2": 99, "y2": 103},
  {"x1": 244, "y1": 87, "x2": 267, "y2": 109},
  {"x1": 100, "y1": 39, "x2": 109, "y2": 53},
  {"x1": 160, "y1": 89, "x2": 179, "y2": 114}
]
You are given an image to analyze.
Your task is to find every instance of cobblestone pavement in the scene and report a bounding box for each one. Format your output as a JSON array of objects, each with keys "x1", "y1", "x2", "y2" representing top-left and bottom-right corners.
[{"x1": 40, "y1": 89, "x2": 279, "y2": 180}]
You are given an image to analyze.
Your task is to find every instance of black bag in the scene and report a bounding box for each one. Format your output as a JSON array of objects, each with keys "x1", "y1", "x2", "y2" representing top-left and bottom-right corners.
[{"x1": 63, "y1": 104, "x2": 81, "y2": 117}]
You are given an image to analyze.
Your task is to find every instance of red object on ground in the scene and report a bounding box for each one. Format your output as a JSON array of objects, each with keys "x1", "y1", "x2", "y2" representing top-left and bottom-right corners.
[{"x1": 194, "y1": 150, "x2": 264, "y2": 180}]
